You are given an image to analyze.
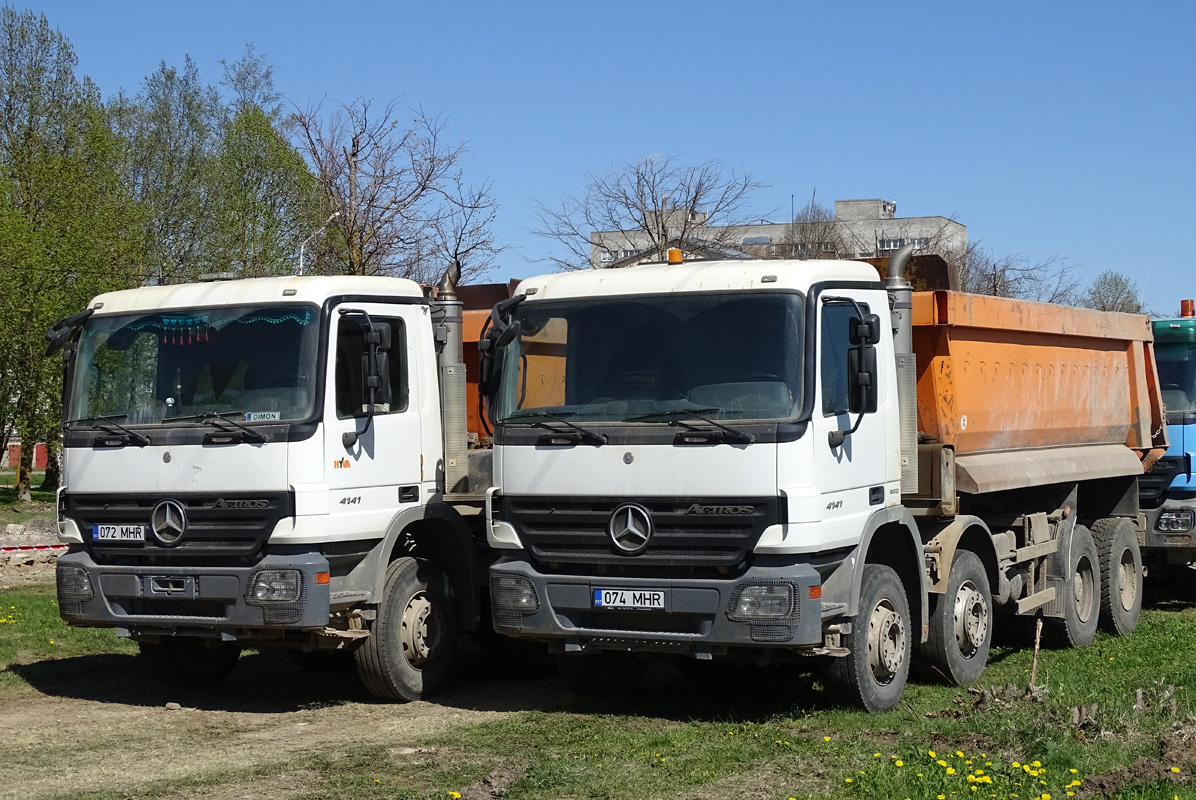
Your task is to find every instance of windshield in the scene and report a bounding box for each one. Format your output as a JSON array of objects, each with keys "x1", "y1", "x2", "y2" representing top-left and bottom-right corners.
[
  {"x1": 495, "y1": 292, "x2": 804, "y2": 423},
  {"x1": 1156, "y1": 341, "x2": 1196, "y2": 416},
  {"x1": 68, "y1": 304, "x2": 321, "y2": 426}
]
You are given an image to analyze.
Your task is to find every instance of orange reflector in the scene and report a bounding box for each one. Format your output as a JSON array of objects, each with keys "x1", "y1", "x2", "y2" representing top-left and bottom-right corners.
[
  {"x1": 315, "y1": 572, "x2": 330, "y2": 585},
  {"x1": 1183, "y1": 299, "x2": 1195, "y2": 318},
  {"x1": 667, "y1": 247, "x2": 683, "y2": 264},
  {"x1": 808, "y1": 585, "x2": 822, "y2": 599}
]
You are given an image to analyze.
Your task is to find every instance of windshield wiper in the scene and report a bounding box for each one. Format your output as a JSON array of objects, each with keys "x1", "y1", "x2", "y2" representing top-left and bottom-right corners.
[
  {"x1": 504, "y1": 410, "x2": 608, "y2": 445},
  {"x1": 162, "y1": 411, "x2": 267, "y2": 443},
  {"x1": 68, "y1": 414, "x2": 150, "y2": 446},
  {"x1": 625, "y1": 407, "x2": 756, "y2": 444}
]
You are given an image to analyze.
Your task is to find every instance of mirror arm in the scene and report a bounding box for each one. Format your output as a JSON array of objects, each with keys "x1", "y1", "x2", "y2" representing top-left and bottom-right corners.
[{"x1": 828, "y1": 412, "x2": 866, "y2": 449}]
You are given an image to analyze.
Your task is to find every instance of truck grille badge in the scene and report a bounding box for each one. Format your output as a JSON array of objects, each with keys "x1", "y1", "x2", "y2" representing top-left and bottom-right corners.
[{"x1": 608, "y1": 504, "x2": 653, "y2": 554}]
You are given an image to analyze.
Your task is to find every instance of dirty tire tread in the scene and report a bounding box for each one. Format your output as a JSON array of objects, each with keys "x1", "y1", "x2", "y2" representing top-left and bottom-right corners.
[
  {"x1": 915, "y1": 549, "x2": 992, "y2": 686},
  {"x1": 140, "y1": 639, "x2": 241, "y2": 689},
  {"x1": 1091, "y1": 517, "x2": 1143, "y2": 636},
  {"x1": 354, "y1": 556, "x2": 456, "y2": 702},
  {"x1": 1046, "y1": 524, "x2": 1100, "y2": 649},
  {"x1": 822, "y1": 564, "x2": 910, "y2": 713}
]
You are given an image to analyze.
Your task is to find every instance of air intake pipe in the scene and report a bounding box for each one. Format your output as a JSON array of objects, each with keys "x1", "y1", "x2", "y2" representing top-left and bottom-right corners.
[
  {"x1": 433, "y1": 261, "x2": 469, "y2": 493},
  {"x1": 886, "y1": 244, "x2": 918, "y2": 493}
]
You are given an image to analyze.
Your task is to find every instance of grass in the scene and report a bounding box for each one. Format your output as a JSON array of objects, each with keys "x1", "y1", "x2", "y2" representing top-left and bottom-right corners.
[
  {"x1": 0, "y1": 474, "x2": 56, "y2": 526},
  {"x1": 2, "y1": 581, "x2": 1196, "y2": 799}
]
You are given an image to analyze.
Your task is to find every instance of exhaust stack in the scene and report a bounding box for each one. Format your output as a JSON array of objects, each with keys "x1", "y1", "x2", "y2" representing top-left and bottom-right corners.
[
  {"x1": 886, "y1": 244, "x2": 918, "y2": 493},
  {"x1": 433, "y1": 261, "x2": 469, "y2": 493}
]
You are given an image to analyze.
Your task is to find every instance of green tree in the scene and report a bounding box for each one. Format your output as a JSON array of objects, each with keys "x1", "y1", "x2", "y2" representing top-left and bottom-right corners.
[
  {"x1": 109, "y1": 55, "x2": 221, "y2": 284},
  {"x1": 1079, "y1": 270, "x2": 1146, "y2": 314},
  {"x1": 0, "y1": 9, "x2": 141, "y2": 499}
]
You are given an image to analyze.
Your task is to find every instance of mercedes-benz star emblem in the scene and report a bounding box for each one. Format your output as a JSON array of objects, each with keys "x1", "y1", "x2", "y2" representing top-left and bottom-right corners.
[
  {"x1": 608, "y1": 503, "x2": 653, "y2": 554},
  {"x1": 150, "y1": 499, "x2": 187, "y2": 546}
]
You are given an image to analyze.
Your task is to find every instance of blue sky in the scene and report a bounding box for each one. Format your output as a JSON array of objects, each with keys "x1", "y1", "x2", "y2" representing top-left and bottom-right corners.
[{"x1": 27, "y1": 1, "x2": 1196, "y2": 312}]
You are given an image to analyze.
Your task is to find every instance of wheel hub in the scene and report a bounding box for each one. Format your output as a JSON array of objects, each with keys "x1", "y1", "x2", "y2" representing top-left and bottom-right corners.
[
  {"x1": 1117, "y1": 549, "x2": 1137, "y2": 612},
  {"x1": 952, "y1": 580, "x2": 988, "y2": 657},
  {"x1": 866, "y1": 598, "x2": 905, "y2": 684},
  {"x1": 400, "y1": 591, "x2": 442, "y2": 668}
]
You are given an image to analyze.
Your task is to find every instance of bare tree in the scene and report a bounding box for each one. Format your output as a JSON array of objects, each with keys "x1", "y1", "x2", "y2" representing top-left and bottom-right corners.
[
  {"x1": 958, "y1": 243, "x2": 1081, "y2": 304},
  {"x1": 531, "y1": 156, "x2": 765, "y2": 270},
  {"x1": 1079, "y1": 269, "x2": 1146, "y2": 314},
  {"x1": 289, "y1": 98, "x2": 497, "y2": 282},
  {"x1": 772, "y1": 200, "x2": 848, "y2": 259}
]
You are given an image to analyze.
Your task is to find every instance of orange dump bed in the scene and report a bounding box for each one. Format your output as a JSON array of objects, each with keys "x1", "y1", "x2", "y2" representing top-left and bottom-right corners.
[{"x1": 911, "y1": 291, "x2": 1167, "y2": 455}]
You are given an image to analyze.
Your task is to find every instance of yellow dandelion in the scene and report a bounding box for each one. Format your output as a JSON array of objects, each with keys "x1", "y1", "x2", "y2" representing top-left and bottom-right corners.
[
  {"x1": 874, "y1": 752, "x2": 881, "y2": 757},
  {"x1": 1042, "y1": 794, "x2": 1051, "y2": 800},
  {"x1": 448, "y1": 794, "x2": 461, "y2": 800},
  {"x1": 1172, "y1": 767, "x2": 1181, "y2": 773},
  {"x1": 929, "y1": 750, "x2": 937, "y2": 757},
  {"x1": 845, "y1": 778, "x2": 852, "y2": 783},
  {"x1": 1013, "y1": 762, "x2": 1021, "y2": 768},
  {"x1": 938, "y1": 795, "x2": 946, "y2": 799},
  {"x1": 374, "y1": 779, "x2": 380, "y2": 784},
  {"x1": 1069, "y1": 769, "x2": 1077, "y2": 774},
  {"x1": 968, "y1": 775, "x2": 977, "y2": 783},
  {"x1": 957, "y1": 750, "x2": 965, "y2": 757},
  {"x1": 938, "y1": 760, "x2": 949, "y2": 767},
  {"x1": 1032, "y1": 761, "x2": 1041, "y2": 768},
  {"x1": 48, "y1": 639, "x2": 54, "y2": 644},
  {"x1": 947, "y1": 767, "x2": 957, "y2": 775},
  {"x1": 896, "y1": 760, "x2": 904, "y2": 767},
  {"x1": 824, "y1": 736, "x2": 831, "y2": 741}
]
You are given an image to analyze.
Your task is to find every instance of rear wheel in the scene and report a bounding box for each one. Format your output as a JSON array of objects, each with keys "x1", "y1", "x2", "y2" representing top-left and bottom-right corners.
[
  {"x1": 916, "y1": 550, "x2": 992, "y2": 685},
  {"x1": 823, "y1": 564, "x2": 911, "y2": 713},
  {"x1": 557, "y1": 651, "x2": 647, "y2": 697},
  {"x1": 140, "y1": 638, "x2": 241, "y2": 689},
  {"x1": 355, "y1": 556, "x2": 457, "y2": 702},
  {"x1": 1048, "y1": 524, "x2": 1100, "y2": 648},
  {"x1": 1092, "y1": 517, "x2": 1142, "y2": 636}
]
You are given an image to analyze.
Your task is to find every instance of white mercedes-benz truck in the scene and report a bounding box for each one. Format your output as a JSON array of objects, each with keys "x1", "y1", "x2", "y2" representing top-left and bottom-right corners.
[
  {"x1": 483, "y1": 246, "x2": 1166, "y2": 712},
  {"x1": 48, "y1": 265, "x2": 497, "y2": 701}
]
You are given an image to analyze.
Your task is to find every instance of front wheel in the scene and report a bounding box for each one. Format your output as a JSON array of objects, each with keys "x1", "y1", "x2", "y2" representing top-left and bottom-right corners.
[
  {"x1": 1092, "y1": 517, "x2": 1142, "y2": 636},
  {"x1": 140, "y1": 638, "x2": 241, "y2": 689},
  {"x1": 1047, "y1": 524, "x2": 1100, "y2": 648},
  {"x1": 916, "y1": 549, "x2": 992, "y2": 686},
  {"x1": 823, "y1": 564, "x2": 911, "y2": 713},
  {"x1": 355, "y1": 557, "x2": 457, "y2": 702}
]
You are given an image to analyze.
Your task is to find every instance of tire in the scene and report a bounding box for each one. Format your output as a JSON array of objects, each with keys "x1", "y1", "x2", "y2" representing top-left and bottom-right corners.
[
  {"x1": 139, "y1": 638, "x2": 241, "y2": 689},
  {"x1": 1047, "y1": 524, "x2": 1100, "y2": 648},
  {"x1": 1092, "y1": 517, "x2": 1143, "y2": 636},
  {"x1": 915, "y1": 549, "x2": 992, "y2": 686},
  {"x1": 286, "y1": 648, "x2": 355, "y2": 672},
  {"x1": 355, "y1": 557, "x2": 457, "y2": 702},
  {"x1": 822, "y1": 564, "x2": 911, "y2": 713},
  {"x1": 557, "y1": 652, "x2": 647, "y2": 697}
]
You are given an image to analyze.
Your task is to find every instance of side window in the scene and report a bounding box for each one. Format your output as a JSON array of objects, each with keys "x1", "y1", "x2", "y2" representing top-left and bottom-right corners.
[
  {"x1": 821, "y1": 302, "x2": 863, "y2": 416},
  {"x1": 335, "y1": 316, "x2": 408, "y2": 419}
]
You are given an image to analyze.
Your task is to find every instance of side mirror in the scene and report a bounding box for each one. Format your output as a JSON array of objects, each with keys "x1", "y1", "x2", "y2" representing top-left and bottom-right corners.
[
  {"x1": 849, "y1": 314, "x2": 882, "y2": 346},
  {"x1": 847, "y1": 343, "x2": 878, "y2": 414}
]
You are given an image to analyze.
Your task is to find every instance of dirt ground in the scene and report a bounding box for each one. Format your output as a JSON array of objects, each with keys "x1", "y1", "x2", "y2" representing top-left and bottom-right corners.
[{"x1": 0, "y1": 625, "x2": 575, "y2": 800}]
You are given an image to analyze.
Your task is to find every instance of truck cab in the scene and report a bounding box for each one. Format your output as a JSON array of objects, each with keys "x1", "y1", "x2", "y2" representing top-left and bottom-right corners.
[
  {"x1": 1140, "y1": 306, "x2": 1196, "y2": 572},
  {"x1": 52, "y1": 273, "x2": 491, "y2": 700}
]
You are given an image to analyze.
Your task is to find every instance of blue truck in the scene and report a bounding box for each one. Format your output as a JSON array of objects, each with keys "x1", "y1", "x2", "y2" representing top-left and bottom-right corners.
[{"x1": 1140, "y1": 303, "x2": 1196, "y2": 580}]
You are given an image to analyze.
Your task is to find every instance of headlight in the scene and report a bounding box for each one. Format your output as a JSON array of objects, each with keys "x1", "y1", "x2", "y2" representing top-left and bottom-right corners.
[
  {"x1": 491, "y1": 573, "x2": 539, "y2": 631},
  {"x1": 57, "y1": 564, "x2": 94, "y2": 601},
  {"x1": 246, "y1": 570, "x2": 303, "y2": 603},
  {"x1": 1157, "y1": 508, "x2": 1195, "y2": 533},
  {"x1": 728, "y1": 583, "x2": 795, "y2": 620}
]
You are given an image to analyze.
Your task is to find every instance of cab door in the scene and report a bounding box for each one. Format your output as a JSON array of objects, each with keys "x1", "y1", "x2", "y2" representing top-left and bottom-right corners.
[
  {"x1": 323, "y1": 302, "x2": 424, "y2": 540},
  {"x1": 810, "y1": 290, "x2": 892, "y2": 550}
]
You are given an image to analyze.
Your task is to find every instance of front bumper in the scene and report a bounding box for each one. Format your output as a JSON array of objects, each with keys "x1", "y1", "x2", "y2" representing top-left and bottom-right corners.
[
  {"x1": 1144, "y1": 491, "x2": 1196, "y2": 554},
  {"x1": 55, "y1": 548, "x2": 332, "y2": 636},
  {"x1": 489, "y1": 556, "x2": 823, "y2": 655}
]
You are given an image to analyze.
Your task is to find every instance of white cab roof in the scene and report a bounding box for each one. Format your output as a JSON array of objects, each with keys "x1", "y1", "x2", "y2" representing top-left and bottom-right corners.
[
  {"x1": 88, "y1": 275, "x2": 425, "y2": 315},
  {"x1": 516, "y1": 258, "x2": 882, "y2": 300}
]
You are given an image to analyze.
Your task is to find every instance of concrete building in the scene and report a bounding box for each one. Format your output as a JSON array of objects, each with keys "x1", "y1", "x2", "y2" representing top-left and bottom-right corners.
[{"x1": 590, "y1": 198, "x2": 966, "y2": 269}]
